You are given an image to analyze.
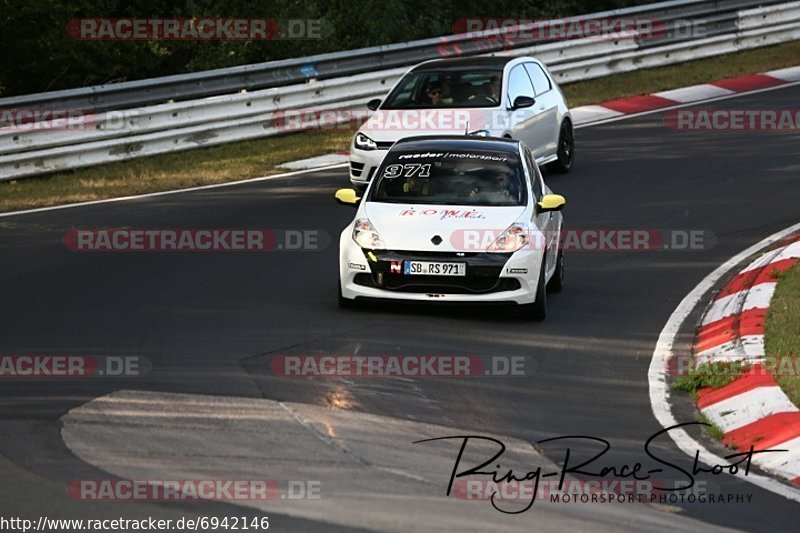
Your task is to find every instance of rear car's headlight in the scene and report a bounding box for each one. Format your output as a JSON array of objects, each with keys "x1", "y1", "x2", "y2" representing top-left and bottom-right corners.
[
  {"x1": 352, "y1": 218, "x2": 386, "y2": 249},
  {"x1": 469, "y1": 129, "x2": 490, "y2": 137},
  {"x1": 487, "y1": 223, "x2": 529, "y2": 253},
  {"x1": 354, "y1": 133, "x2": 378, "y2": 151}
]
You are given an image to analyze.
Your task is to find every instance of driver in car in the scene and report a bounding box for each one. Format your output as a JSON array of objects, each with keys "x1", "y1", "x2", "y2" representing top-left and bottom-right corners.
[
  {"x1": 468, "y1": 168, "x2": 518, "y2": 204},
  {"x1": 424, "y1": 80, "x2": 452, "y2": 106},
  {"x1": 468, "y1": 76, "x2": 501, "y2": 105}
]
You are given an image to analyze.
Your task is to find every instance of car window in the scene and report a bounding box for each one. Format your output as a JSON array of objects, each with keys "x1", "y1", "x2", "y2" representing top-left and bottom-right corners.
[
  {"x1": 523, "y1": 63, "x2": 552, "y2": 96},
  {"x1": 524, "y1": 148, "x2": 543, "y2": 201},
  {"x1": 370, "y1": 150, "x2": 527, "y2": 206},
  {"x1": 381, "y1": 70, "x2": 503, "y2": 109},
  {"x1": 506, "y1": 65, "x2": 535, "y2": 107}
]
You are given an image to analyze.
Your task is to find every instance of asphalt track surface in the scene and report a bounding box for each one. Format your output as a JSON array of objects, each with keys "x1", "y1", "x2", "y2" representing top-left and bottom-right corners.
[{"x1": 1, "y1": 84, "x2": 800, "y2": 532}]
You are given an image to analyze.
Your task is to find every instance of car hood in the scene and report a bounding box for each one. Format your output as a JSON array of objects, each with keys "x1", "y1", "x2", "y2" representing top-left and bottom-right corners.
[
  {"x1": 364, "y1": 202, "x2": 527, "y2": 252},
  {"x1": 359, "y1": 108, "x2": 500, "y2": 143}
]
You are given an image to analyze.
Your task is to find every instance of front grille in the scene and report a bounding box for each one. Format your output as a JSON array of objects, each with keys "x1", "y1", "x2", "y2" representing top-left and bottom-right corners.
[
  {"x1": 354, "y1": 250, "x2": 519, "y2": 294},
  {"x1": 376, "y1": 141, "x2": 395, "y2": 149},
  {"x1": 350, "y1": 161, "x2": 364, "y2": 177},
  {"x1": 354, "y1": 273, "x2": 520, "y2": 294}
]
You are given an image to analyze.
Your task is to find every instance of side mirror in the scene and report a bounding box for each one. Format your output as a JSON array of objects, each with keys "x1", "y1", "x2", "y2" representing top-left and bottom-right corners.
[
  {"x1": 367, "y1": 99, "x2": 382, "y2": 111},
  {"x1": 335, "y1": 188, "x2": 361, "y2": 206},
  {"x1": 511, "y1": 95, "x2": 535, "y2": 110},
  {"x1": 537, "y1": 194, "x2": 566, "y2": 213}
]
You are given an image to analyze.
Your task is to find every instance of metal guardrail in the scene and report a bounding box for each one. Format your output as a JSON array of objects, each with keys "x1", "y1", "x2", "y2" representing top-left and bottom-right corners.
[
  {"x1": 0, "y1": 0, "x2": 799, "y2": 181},
  {"x1": 0, "y1": 0, "x2": 784, "y2": 113}
]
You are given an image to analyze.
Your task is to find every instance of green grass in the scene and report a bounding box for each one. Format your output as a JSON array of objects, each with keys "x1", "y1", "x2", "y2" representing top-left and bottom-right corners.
[
  {"x1": 672, "y1": 360, "x2": 749, "y2": 398},
  {"x1": 562, "y1": 39, "x2": 800, "y2": 106},
  {"x1": 672, "y1": 362, "x2": 744, "y2": 444},
  {"x1": 2, "y1": 40, "x2": 800, "y2": 213},
  {"x1": 765, "y1": 262, "x2": 800, "y2": 408},
  {"x1": 698, "y1": 413, "x2": 726, "y2": 441},
  {"x1": 0, "y1": 130, "x2": 353, "y2": 212}
]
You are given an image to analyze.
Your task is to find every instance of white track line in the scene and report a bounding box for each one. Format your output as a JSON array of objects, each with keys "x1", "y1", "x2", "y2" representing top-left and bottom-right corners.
[
  {"x1": 649, "y1": 221, "x2": 800, "y2": 503},
  {"x1": 0, "y1": 163, "x2": 348, "y2": 219}
]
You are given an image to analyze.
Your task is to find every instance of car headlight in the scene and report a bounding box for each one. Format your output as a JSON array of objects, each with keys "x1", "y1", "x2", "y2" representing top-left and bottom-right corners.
[
  {"x1": 354, "y1": 133, "x2": 378, "y2": 151},
  {"x1": 352, "y1": 218, "x2": 386, "y2": 249},
  {"x1": 469, "y1": 129, "x2": 490, "y2": 137},
  {"x1": 487, "y1": 223, "x2": 530, "y2": 253}
]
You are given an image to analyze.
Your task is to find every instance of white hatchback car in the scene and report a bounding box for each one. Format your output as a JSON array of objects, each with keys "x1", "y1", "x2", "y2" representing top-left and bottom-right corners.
[
  {"x1": 348, "y1": 56, "x2": 573, "y2": 189},
  {"x1": 336, "y1": 136, "x2": 566, "y2": 320}
]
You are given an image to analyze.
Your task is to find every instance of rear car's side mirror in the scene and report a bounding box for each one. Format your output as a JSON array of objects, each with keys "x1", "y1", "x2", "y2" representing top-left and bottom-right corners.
[
  {"x1": 335, "y1": 188, "x2": 361, "y2": 206},
  {"x1": 511, "y1": 95, "x2": 535, "y2": 110},
  {"x1": 367, "y1": 99, "x2": 382, "y2": 111},
  {"x1": 537, "y1": 194, "x2": 566, "y2": 213}
]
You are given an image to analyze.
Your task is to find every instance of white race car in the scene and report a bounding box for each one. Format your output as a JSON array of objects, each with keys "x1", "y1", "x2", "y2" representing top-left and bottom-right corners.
[
  {"x1": 336, "y1": 136, "x2": 566, "y2": 319},
  {"x1": 349, "y1": 56, "x2": 573, "y2": 189}
]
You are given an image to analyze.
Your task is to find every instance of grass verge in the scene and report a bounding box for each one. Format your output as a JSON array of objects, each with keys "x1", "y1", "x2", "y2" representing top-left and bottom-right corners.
[
  {"x1": 672, "y1": 361, "x2": 746, "y2": 444},
  {"x1": 765, "y1": 262, "x2": 800, "y2": 408},
  {"x1": 561, "y1": 39, "x2": 800, "y2": 106},
  {"x1": 671, "y1": 360, "x2": 748, "y2": 399},
  {"x1": 2, "y1": 40, "x2": 800, "y2": 213},
  {"x1": 0, "y1": 130, "x2": 352, "y2": 212}
]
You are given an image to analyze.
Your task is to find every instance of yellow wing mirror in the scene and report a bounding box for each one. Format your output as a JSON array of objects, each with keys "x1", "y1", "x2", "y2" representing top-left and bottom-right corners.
[
  {"x1": 537, "y1": 194, "x2": 566, "y2": 213},
  {"x1": 334, "y1": 188, "x2": 361, "y2": 206}
]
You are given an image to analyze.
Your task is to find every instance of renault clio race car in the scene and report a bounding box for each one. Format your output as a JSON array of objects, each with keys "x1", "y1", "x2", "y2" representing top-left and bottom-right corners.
[
  {"x1": 348, "y1": 56, "x2": 573, "y2": 189},
  {"x1": 335, "y1": 136, "x2": 566, "y2": 319}
]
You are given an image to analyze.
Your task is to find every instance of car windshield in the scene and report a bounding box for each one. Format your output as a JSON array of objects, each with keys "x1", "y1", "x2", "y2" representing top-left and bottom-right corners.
[
  {"x1": 369, "y1": 149, "x2": 526, "y2": 206},
  {"x1": 381, "y1": 70, "x2": 503, "y2": 109}
]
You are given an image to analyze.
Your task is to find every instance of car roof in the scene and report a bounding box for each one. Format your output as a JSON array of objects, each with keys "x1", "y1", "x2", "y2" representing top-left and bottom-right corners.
[
  {"x1": 410, "y1": 56, "x2": 517, "y2": 72},
  {"x1": 391, "y1": 135, "x2": 521, "y2": 154}
]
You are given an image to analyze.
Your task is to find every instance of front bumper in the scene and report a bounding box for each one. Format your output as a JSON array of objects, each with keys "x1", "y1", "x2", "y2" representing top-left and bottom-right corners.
[
  {"x1": 349, "y1": 148, "x2": 390, "y2": 186},
  {"x1": 340, "y1": 238, "x2": 544, "y2": 304}
]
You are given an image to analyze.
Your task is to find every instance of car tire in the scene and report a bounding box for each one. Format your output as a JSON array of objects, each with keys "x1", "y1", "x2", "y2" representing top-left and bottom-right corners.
[
  {"x1": 546, "y1": 248, "x2": 564, "y2": 293},
  {"x1": 338, "y1": 278, "x2": 356, "y2": 308},
  {"x1": 546, "y1": 121, "x2": 574, "y2": 174},
  {"x1": 520, "y1": 264, "x2": 547, "y2": 321}
]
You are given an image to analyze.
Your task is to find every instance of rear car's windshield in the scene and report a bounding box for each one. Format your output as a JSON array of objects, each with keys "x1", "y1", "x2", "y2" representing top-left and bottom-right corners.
[
  {"x1": 369, "y1": 149, "x2": 527, "y2": 206},
  {"x1": 381, "y1": 70, "x2": 503, "y2": 109}
]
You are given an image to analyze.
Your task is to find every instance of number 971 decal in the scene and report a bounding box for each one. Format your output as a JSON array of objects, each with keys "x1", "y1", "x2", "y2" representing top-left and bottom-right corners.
[{"x1": 383, "y1": 163, "x2": 432, "y2": 179}]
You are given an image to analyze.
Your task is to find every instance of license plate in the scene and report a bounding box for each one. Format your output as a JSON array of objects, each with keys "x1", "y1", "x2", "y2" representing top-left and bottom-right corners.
[{"x1": 403, "y1": 261, "x2": 466, "y2": 276}]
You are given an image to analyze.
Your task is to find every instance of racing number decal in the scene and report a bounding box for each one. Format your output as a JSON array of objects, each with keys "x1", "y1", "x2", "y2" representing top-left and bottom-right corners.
[{"x1": 383, "y1": 163, "x2": 432, "y2": 179}]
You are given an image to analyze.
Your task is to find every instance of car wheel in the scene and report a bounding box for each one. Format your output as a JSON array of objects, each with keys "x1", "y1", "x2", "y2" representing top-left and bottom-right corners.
[
  {"x1": 520, "y1": 263, "x2": 547, "y2": 321},
  {"x1": 546, "y1": 121, "x2": 574, "y2": 174},
  {"x1": 546, "y1": 248, "x2": 564, "y2": 293},
  {"x1": 338, "y1": 278, "x2": 355, "y2": 308}
]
